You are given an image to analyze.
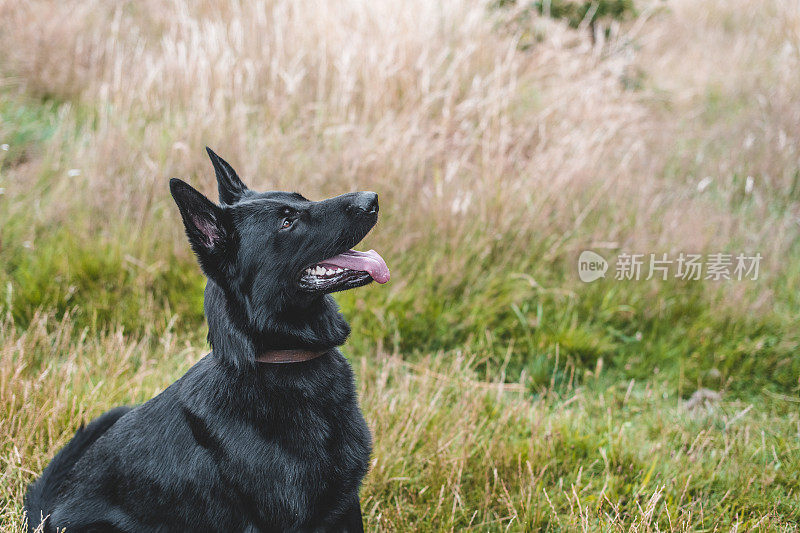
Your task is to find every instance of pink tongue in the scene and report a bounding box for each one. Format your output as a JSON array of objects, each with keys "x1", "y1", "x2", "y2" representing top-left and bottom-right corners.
[{"x1": 321, "y1": 249, "x2": 390, "y2": 284}]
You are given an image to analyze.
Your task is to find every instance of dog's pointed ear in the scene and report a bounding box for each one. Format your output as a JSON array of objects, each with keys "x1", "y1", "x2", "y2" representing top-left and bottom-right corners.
[
  {"x1": 170, "y1": 178, "x2": 231, "y2": 276},
  {"x1": 206, "y1": 147, "x2": 248, "y2": 205}
]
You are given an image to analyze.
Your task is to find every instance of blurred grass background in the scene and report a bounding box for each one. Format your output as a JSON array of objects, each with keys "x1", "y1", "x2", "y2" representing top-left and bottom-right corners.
[{"x1": 1, "y1": 0, "x2": 799, "y2": 530}]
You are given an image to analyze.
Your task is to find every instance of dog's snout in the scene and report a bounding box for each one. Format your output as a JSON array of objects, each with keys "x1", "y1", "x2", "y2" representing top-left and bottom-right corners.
[{"x1": 347, "y1": 192, "x2": 379, "y2": 215}]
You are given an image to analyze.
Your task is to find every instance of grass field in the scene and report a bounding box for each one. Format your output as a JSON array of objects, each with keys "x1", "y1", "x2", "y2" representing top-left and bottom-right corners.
[{"x1": 1, "y1": 0, "x2": 799, "y2": 530}]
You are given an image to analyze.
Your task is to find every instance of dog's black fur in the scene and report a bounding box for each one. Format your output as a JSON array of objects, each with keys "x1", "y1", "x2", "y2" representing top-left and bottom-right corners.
[{"x1": 24, "y1": 149, "x2": 380, "y2": 532}]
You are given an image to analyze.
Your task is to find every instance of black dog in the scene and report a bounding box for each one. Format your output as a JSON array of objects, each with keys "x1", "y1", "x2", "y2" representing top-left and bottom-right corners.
[{"x1": 24, "y1": 148, "x2": 389, "y2": 532}]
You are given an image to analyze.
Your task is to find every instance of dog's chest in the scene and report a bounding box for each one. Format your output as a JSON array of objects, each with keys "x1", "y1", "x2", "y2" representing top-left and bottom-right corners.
[{"x1": 218, "y1": 399, "x2": 371, "y2": 526}]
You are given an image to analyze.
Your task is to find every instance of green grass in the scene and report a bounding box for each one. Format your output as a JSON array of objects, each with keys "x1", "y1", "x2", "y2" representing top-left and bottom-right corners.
[
  {"x1": 2, "y1": 112, "x2": 798, "y2": 528},
  {"x1": 497, "y1": 0, "x2": 637, "y2": 28},
  {"x1": 3, "y1": 213, "x2": 796, "y2": 396},
  {"x1": 2, "y1": 177, "x2": 798, "y2": 530},
  {"x1": 0, "y1": 228, "x2": 205, "y2": 336}
]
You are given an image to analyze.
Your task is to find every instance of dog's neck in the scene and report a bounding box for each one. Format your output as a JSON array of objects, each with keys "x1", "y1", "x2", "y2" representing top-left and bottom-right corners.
[{"x1": 203, "y1": 280, "x2": 350, "y2": 371}]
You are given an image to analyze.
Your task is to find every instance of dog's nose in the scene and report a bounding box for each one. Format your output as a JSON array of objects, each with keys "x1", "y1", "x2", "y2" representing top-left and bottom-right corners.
[{"x1": 348, "y1": 192, "x2": 379, "y2": 215}]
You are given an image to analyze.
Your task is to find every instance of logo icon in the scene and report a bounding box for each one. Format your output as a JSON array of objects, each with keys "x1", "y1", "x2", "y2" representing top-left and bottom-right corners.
[{"x1": 578, "y1": 250, "x2": 608, "y2": 282}]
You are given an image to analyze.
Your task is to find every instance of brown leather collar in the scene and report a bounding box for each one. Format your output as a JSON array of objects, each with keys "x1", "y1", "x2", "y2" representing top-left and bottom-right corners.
[{"x1": 255, "y1": 349, "x2": 326, "y2": 364}]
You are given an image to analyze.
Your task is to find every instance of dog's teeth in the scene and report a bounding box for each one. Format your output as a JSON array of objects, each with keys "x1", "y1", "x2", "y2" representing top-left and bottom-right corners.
[{"x1": 305, "y1": 265, "x2": 346, "y2": 278}]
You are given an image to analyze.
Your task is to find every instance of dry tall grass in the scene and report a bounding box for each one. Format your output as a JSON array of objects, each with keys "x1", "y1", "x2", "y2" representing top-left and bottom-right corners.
[
  {"x1": 3, "y1": 314, "x2": 798, "y2": 531},
  {"x1": 1, "y1": 0, "x2": 797, "y2": 281}
]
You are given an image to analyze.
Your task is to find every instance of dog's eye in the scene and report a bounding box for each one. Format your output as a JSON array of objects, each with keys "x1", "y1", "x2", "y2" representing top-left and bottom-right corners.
[{"x1": 281, "y1": 218, "x2": 293, "y2": 229}]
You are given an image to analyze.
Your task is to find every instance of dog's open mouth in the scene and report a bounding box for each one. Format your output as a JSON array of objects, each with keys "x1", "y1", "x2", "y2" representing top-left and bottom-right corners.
[{"x1": 298, "y1": 249, "x2": 390, "y2": 293}]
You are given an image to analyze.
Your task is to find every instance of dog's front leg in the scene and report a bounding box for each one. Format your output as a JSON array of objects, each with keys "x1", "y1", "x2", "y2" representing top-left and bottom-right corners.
[{"x1": 330, "y1": 494, "x2": 364, "y2": 533}]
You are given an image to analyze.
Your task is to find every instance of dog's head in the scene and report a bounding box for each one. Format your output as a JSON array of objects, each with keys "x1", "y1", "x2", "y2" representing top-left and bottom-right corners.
[{"x1": 169, "y1": 148, "x2": 389, "y2": 367}]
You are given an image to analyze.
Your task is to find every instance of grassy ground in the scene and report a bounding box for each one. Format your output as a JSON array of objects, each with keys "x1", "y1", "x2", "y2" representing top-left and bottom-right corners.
[{"x1": 1, "y1": 0, "x2": 799, "y2": 530}]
